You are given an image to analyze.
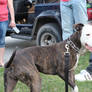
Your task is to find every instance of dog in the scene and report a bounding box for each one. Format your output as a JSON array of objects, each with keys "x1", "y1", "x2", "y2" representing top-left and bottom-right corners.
[{"x1": 4, "y1": 23, "x2": 92, "y2": 92}]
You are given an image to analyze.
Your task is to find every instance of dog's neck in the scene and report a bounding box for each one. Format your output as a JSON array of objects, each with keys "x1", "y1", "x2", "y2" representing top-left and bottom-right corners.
[{"x1": 66, "y1": 31, "x2": 81, "y2": 53}]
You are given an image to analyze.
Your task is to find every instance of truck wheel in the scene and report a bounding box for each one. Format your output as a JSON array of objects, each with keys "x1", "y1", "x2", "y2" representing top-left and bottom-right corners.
[{"x1": 36, "y1": 23, "x2": 62, "y2": 46}]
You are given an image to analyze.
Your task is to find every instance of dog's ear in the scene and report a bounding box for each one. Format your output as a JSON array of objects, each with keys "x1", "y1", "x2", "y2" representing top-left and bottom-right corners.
[{"x1": 73, "y1": 23, "x2": 84, "y2": 31}]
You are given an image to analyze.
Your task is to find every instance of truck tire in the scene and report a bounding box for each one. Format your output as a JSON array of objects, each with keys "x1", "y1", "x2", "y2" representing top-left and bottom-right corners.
[{"x1": 36, "y1": 23, "x2": 62, "y2": 46}]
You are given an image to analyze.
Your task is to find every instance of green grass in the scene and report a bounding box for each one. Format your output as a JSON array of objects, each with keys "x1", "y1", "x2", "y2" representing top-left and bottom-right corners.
[{"x1": 0, "y1": 51, "x2": 92, "y2": 92}]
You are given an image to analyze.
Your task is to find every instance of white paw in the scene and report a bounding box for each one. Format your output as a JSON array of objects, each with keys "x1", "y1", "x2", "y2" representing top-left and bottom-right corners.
[{"x1": 71, "y1": 85, "x2": 78, "y2": 92}]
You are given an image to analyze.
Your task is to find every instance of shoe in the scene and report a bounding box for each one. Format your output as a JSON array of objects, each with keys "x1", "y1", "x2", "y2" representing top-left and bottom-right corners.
[
  {"x1": 75, "y1": 70, "x2": 92, "y2": 82},
  {"x1": 0, "y1": 64, "x2": 4, "y2": 68}
]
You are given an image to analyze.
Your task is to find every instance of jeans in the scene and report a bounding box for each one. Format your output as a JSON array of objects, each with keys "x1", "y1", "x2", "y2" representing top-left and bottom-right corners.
[
  {"x1": 0, "y1": 20, "x2": 8, "y2": 47},
  {"x1": 86, "y1": 53, "x2": 92, "y2": 75},
  {"x1": 60, "y1": 0, "x2": 88, "y2": 40}
]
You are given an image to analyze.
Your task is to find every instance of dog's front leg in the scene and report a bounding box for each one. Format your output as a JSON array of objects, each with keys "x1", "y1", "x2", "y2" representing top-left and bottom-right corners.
[
  {"x1": 71, "y1": 85, "x2": 78, "y2": 92},
  {"x1": 58, "y1": 70, "x2": 78, "y2": 92},
  {"x1": 69, "y1": 70, "x2": 78, "y2": 92}
]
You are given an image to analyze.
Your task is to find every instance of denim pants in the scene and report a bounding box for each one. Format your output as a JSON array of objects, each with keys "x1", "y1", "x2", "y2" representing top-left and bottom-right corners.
[
  {"x1": 60, "y1": 0, "x2": 88, "y2": 40},
  {"x1": 0, "y1": 20, "x2": 8, "y2": 48},
  {"x1": 86, "y1": 53, "x2": 92, "y2": 74}
]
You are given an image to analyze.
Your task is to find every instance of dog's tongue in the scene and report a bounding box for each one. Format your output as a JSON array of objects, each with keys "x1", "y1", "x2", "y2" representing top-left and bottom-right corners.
[{"x1": 86, "y1": 45, "x2": 92, "y2": 52}]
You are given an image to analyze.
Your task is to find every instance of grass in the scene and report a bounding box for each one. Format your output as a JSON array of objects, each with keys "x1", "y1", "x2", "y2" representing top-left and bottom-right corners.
[{"x1": 0, "y1": 51, "x2": 92, "y2": 92}]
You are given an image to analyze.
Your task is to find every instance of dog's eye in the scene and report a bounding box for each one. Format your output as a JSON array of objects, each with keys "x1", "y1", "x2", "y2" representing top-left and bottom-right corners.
[{"x1": 86, "y1": 34, "x2": 90, "y2": 36}]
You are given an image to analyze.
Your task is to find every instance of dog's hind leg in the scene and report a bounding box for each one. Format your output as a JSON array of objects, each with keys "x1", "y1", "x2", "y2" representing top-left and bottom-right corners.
[
  {"x1": 30, "y1": 72, "x2": 41, "y2": 92},
  {"x1": 4, "y1": 69, "x2": 18, "y2": 92},
  {"x1": 4, "y1": 75, "x2": 18, "y2": 92},
  {"x1": 19, "y1": 69, "x2": 41, "y2": 92}
]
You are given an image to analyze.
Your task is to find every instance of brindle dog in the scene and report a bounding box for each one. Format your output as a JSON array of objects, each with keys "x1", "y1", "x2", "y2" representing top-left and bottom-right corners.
[{"x1": 4, "y1": 24, "x2": 84, "y2": 92}]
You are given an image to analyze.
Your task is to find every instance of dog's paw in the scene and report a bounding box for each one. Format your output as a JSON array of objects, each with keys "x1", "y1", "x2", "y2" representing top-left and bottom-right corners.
[{"x1": 71, "y1": 85, "x2": 78, "y2": 92}]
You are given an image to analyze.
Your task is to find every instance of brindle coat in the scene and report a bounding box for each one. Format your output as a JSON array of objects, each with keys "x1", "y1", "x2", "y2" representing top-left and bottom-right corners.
[{"x1": 4, "y1": 24, "x2": 83, "y2": 92}]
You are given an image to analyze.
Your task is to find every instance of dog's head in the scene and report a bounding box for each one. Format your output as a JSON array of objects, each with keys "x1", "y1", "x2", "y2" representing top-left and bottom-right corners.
[{"x1": 74, "y1": 23, "x2": 92, "y2": 52}]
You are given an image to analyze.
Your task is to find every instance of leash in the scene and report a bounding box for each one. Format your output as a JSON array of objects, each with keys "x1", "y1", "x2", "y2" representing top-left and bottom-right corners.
[{"x1": 64, "y1": 44, "x2": 70, "y2": 92}]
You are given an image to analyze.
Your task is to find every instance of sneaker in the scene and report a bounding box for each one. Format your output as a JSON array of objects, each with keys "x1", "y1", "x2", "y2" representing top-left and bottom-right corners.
[
  {"x1": 75, "y1": 70, "x2": 92, "y2": 82},
  {"x1": 0, "y1": 65, "x2": 4, "y2": 68},
  {"x1": 0, "y1": 63, "x2": 4, "y2": 68}
]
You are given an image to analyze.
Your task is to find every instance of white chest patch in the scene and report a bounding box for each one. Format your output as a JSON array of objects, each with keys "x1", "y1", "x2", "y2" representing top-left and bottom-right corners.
[{"x1": 70, "y1": 54, "x2": 80, "y2": 71}]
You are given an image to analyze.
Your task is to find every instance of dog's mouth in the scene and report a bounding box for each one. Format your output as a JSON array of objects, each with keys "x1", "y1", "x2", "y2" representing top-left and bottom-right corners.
[{"x1": 85, "y1": 43, "x2": 92, "y2": 52}]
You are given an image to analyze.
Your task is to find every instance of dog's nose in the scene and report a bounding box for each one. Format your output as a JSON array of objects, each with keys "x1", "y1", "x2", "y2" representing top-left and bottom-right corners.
[{"x1": 86, "y1": 34, "x2": 90, "y2": 36}]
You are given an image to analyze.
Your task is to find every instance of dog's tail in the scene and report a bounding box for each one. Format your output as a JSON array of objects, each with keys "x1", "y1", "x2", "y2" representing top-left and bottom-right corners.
[{"x1": 5, "y1": 50, "x2": 16, "y2": 68}]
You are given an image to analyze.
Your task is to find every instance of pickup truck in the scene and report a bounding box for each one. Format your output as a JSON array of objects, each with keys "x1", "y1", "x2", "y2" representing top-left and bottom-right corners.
[{"x1": 7, "y1": 0, "x2": 92, "y2": 46}]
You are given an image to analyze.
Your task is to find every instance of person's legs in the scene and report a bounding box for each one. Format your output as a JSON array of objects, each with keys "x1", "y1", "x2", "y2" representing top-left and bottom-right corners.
[
  {"x1": 0, "y1": 48, "x2": 5, "y2": 66},
  {"x1": 73, "y1": 0, "x2": 92, "y2": 81},
  {"x1": 75, "y1": 49, "x2": 92, "y2": 82},
  {"x1": 86, "y1": 53, "x2": 92, "y2": 75},
  {"x1": 60, "y1": 1, "x2": 74, "y2": 40},
  {"x1": 75, "y1": 52, "x2": 92, "y2": 82},
  {"x1": 72, "y1": 0, "x2": 88, "y2": 24},
  {"x1": 0, "y1": 20, "x2": 8, "y2": 66}
]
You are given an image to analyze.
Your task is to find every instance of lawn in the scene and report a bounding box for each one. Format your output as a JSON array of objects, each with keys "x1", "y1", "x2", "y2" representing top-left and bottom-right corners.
[{"x1": 0, "y1": 51, "x2": 92, "y2": 92}]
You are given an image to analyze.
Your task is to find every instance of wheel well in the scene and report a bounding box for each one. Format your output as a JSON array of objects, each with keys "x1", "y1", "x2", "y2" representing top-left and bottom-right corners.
[{"x1": 33, "y1": 17, "x2": 62, "y2": 39}]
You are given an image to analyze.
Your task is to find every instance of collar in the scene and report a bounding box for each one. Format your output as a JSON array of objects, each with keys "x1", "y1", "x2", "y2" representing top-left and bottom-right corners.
[{"x1": 66, "y1": 38, "x2": 80, "y2": 53}]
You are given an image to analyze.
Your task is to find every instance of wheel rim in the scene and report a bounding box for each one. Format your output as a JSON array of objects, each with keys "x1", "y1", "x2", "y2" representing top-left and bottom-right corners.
[{"x1": 40, "y1": 33, "x2": 56, "y2": 46}]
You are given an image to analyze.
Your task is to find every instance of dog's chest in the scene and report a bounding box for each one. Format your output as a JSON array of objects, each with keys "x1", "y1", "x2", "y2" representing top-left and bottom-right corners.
[{"x1": 69, "y1": 54, "x2": 80, "y2": 71}]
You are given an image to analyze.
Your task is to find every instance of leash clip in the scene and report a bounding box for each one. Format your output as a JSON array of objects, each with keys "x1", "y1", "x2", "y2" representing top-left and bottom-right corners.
[{"x1": 65, "y1": 44, "x2": 70, "y2": 54}]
